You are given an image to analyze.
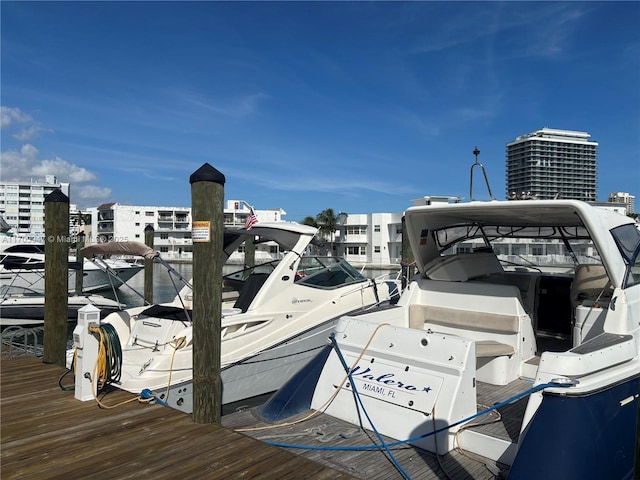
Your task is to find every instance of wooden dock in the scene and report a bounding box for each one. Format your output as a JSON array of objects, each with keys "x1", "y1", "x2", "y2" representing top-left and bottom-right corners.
[
  {"x1": 0, "y1": 355, "x2": 355, "y2": 479},
  {"x1": 222, "y1": 407, "x2": 502, "y2": 480}
]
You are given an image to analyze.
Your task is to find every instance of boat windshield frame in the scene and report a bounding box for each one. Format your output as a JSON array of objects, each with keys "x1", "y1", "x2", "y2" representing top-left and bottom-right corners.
[
  {"x1": 296, "y1": 257, "x2": 367, "y2": 289},
  {"x1": 431, "y1": 223, "x2": 602, "y2": 269}
]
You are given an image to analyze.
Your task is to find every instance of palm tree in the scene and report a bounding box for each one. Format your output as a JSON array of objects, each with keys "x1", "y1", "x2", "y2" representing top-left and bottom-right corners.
[
  {"x1": 301, "y1": 216, "x2": 318, "y2": 228},
  {"x1": 315, "y1": 208, "x2": 338, "y2": 255}
]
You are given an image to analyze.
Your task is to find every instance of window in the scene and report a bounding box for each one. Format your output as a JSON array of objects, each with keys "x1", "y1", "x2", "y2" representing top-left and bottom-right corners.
[
  {"x1": 374, "y1": 225, "x2": 380, "y2": 232},
  {"x1": 374, "y1": 246, "x2": 381, "y2": 253},
  {"x1": 135, "y1": 222, "x2": 140, "y2": 227},
  {"x1": 346, "y1": 226, "x2": 366, "y2": 235},
  {"x1": 160, "y1": 233, "x2": 169, "y2": 240},
  {"x1": 532, "y1": 244, "x2": 544, "y2": 255},
  {"x1": 145, "y1": 211, "x2": 154, "y2": 216}
]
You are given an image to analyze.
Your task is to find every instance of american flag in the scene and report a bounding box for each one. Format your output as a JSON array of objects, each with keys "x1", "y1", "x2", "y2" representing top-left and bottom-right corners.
[{"x1": 245, "y1": 207, "x2": 258, "y2": 230}]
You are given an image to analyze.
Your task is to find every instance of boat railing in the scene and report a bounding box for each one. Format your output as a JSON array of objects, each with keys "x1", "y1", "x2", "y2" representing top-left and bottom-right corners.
[{"x1": 1, "y1": 325, "x2": 45, "y2": 359}]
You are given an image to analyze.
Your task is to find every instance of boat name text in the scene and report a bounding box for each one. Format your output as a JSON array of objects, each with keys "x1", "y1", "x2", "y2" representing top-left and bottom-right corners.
[
  {"x1": 350, "y1": 366, "x2": 430, "y2": 394},
  {"x1": 291, "y1": 298, "x2": 312, "y2": 304}
]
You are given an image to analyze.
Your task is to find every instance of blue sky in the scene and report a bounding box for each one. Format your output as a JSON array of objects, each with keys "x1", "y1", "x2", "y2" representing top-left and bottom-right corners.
[{"x1": 1, "y1": 1, "x2": 639, "y2": 220}]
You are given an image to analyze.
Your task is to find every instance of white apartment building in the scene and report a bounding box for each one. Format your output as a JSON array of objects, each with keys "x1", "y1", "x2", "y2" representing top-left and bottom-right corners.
[
  {"x1": 87, "y1": 200, "x2": 286, "y2": 261},
  {"x1": 608, "y1": 192, "x2": 635, "y2": 215},
  {"x1": 336, "y1": 196, "x2": 462, "y2": 267},
  {"x1": 335, "y1": 212, "x2": 404, "y2": 266},
  {"x1": 0, "y1": 176, "x2": 70, "y2": 240}
]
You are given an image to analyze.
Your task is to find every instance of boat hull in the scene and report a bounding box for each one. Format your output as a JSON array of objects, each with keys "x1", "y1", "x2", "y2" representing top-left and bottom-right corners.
[
  {"x1": 0, "y1": 296, "x2": 123, "y2": 326},
  {"x1": 508, "y1": 375, "x2": 640, "y2": 480},
  {"x1": 138, "y1": 317, "x2": 342, "y2": 413}
]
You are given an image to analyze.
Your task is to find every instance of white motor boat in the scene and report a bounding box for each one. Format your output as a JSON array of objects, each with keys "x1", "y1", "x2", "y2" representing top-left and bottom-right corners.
[
  {"x1": 73, "y1": 222, "x2": 401, "y2": 411},
  {"x1": 0, "y1": 241, "x2": 143, "y2": 293},
  {"x1": 0, "y1": 284, "x2": 124, "y2": 326},
  {"x1": 252, "y1": 200, "x2": 639, "y2": 480}
]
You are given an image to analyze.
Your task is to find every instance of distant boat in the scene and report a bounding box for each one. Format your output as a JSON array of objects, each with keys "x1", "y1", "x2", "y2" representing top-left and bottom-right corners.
[
  {"x1": 0, "y1": 240, "x2": 143, "y2": 293},
  {"x1": 0, "y1": 284, "x2": 124, "y2": 326}
]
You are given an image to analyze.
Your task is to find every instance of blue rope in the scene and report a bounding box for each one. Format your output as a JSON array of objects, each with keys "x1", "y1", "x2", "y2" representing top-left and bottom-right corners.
[
  {"x1": 329, "y1": 333, "x2": 411, "y2": 480},
  {"x1": 140, "y1": 388, "x2": 169, "y2": 406},
  {"x1": 264, "y1": 338, "x2": 571, "y2": 462}
]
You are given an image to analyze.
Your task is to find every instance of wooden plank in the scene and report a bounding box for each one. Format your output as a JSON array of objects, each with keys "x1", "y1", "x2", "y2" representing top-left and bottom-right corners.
[
  {"x1": 221, "y1": 402, "x2": 502, "y2": 479},
  {"x1": 1, "y1": 355, "x2": 354, "y2": 480}
]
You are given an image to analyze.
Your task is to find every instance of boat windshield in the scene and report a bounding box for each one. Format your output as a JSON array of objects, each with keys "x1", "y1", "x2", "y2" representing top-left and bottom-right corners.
[
  {"x1": 223, "y1": 260, "x2": 280, "y2": 292},
  {"x1": 296, "y1": 257, "x2": 367, "y2": 289},
  {"x1": 610, "y1": 223, "x2": 640, "y2": 288}
]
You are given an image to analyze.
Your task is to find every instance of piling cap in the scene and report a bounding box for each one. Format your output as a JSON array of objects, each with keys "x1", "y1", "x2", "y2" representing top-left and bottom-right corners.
[
  {"x1": 44, "y1": 189, "x2": 69, "y2": 203},
  {"x1": 189, "y1": 163, "x2": 225, "y2": 185}
]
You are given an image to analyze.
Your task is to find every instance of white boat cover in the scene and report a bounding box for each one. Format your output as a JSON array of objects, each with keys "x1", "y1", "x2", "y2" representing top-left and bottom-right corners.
[{"x1": 82, "y1": 241, "x2": 158, "y2": 260}]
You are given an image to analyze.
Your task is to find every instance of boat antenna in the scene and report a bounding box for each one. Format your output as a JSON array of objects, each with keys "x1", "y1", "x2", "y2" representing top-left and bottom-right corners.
[{"x1": 469, "y1": 146, "x2": 496, "y2": 201}]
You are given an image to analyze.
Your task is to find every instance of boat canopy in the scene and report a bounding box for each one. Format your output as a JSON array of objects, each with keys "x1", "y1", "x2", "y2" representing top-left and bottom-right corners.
[
  {"x1": 231, "y1": 222, "x2": 319, "y2": 252},
  {"x1": 82, "y1": 241, "x2": 158, "y2": 260},
  {"x1": 80, "y1": 222, "x2": 319, "y2": 263},
  {"x1": 404, "y1": 199, "x2": 637, "y2": 287}
]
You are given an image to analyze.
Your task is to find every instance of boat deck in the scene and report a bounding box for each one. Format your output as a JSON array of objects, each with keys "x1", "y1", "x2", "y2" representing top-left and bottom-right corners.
[
  {"x1": 221, "y1": 379, "x2": 535, "y2": 480},
  {"x1": 0, "y1": 354, "x2": 354, "y2": 479},
  {"x1": 222, "y1": 408, "x2": 503, "y2": 479}
]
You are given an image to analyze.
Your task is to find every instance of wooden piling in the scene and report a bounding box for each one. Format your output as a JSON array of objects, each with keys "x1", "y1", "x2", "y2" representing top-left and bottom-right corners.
[
  {"x1": 244, "y1": 237, "x2": 255, "y2": 267},
  {"x1": 74, "y1": 232, "x2": 85, "y2": 295},
  {"x1": 189, "y1": 163, "x2": 225, "y2": 424},
  {"x1": 144, "y1": 225, "x2": 155, "y2": 304},
  {"x1": 401, "y1": 215, "x2": 414, "y2": 290},
  {"x1": 43, "y1": 189, "x2": 70, "y2": 366}
]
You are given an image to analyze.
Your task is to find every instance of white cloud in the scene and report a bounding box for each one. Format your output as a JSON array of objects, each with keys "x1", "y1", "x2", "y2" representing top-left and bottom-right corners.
[
  {"x1": 31, "y1": 158, "x2": 97, "y2": 183},
  {"x1": 1, "y1": 106, "x2": 50, "y2": 141},
  {"x1": 0, "y1": 143, "x2": 107, "y2": 208},
  {"x1": 14, "y1": 125, "x2": 50, "y2": 142},
  {"x1": 0, "y1": 106, "x2": 33, "y2": 129},
  {"x1": 75, "y1": 185, "x2": 112, "y2": 202}
]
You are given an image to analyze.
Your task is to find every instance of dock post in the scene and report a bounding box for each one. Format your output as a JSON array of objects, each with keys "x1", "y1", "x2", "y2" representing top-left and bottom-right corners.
[
  {"x1": 144, "y1": 225, "x2": 155, "y2": 304},
  {"x1": 74, "y1": 232, "x2": 85, "y2": 295},
  {"x1": 401, "y1": 215, "x2": 414, "y2": 290},
  {"x1": 43, "y1": 189, "x2": 70, "y2": 366},
  {"x1": 190, "y1": 163, "x2": 225, "y2": 423},
  {"x1": 244, "y1": 237, "x2": 255, "y2": 267}
]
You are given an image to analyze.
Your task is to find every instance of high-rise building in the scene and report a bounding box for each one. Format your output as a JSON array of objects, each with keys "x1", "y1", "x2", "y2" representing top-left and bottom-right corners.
[
  {"x1": 0, "y1": 175, "x2": 71, "y2": 239},
  {"x1": 506, "y1": 128, "x2": 598, "y2": 201},
  {"x1": 608, "y1": 192, "x2": 635, "y2": 215}
]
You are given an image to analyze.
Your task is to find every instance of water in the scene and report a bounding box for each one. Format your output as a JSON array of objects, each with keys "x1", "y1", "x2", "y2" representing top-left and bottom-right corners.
[{"x1": 102, "y1": 262, "x2": 194, "y2": 307}]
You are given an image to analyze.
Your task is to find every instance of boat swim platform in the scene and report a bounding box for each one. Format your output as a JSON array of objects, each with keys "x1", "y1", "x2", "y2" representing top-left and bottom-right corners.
[
  {"x1": 0, "y1": 355, "x2": 354, "y2": 480},
  {"x1": 221, "y1": 393, "x2": 518, "y2": 480}
]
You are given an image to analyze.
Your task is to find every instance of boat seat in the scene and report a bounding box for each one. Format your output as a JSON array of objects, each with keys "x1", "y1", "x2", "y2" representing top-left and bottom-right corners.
[
  {"x1": 476, "y1": 340, "x2": 515, "y2": 358},
  {"x1": 407, "y1": 279, "x2": 537, "y2": 386},
  {"x1": 570, "y1": 265, "x2": 612, "y2": 315}
]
